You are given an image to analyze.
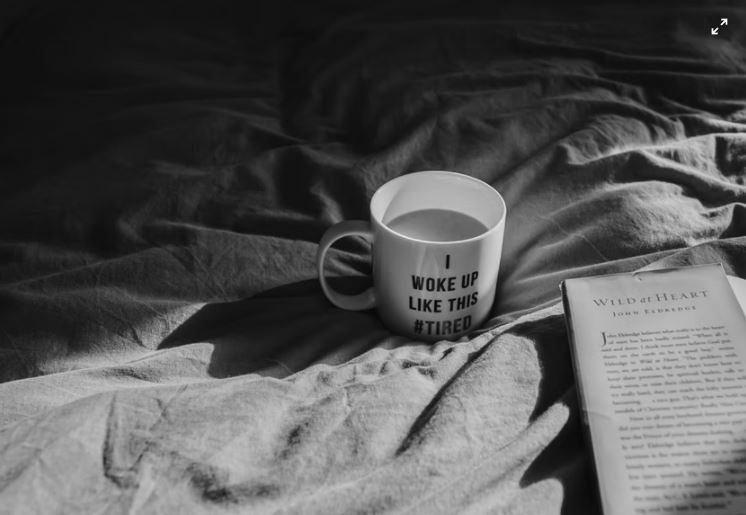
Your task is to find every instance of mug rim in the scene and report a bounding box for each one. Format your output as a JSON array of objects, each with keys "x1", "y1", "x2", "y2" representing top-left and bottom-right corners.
[{"x1": 369, "y1": 170, "x2": 507, "y2": 246}]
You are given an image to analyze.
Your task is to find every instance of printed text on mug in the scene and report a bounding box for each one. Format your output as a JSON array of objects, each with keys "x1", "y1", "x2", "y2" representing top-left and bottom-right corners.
[{"x1": 408, "y1": 255, "x2": 480, "y2": 337}]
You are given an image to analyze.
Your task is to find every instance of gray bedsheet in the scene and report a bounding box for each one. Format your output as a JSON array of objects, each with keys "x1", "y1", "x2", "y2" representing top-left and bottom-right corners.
[{"x1": 1, "y1": 1, "x2": 746, "y2": 512}]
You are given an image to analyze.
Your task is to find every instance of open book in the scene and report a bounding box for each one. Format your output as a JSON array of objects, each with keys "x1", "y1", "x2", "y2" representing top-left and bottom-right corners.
[{"x1": 561, "y1": 264, "x2": 746, "y2": 515}]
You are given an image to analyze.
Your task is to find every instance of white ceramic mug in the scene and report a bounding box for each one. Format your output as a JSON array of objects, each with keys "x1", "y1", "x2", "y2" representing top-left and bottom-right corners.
[{"x1": 316, "y1": 171, "x2": 506, "y2": 341}]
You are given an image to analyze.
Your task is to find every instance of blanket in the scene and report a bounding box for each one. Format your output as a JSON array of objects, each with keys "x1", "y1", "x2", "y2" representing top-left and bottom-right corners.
[{"x1": 1, "y1": 0, "x2": 746, "y2": 512}]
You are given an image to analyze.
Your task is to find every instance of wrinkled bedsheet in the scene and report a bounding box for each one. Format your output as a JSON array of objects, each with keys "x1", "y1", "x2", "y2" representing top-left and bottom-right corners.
[{"x1": 2, "y1": 1, "x2": 746, "y2": 513}]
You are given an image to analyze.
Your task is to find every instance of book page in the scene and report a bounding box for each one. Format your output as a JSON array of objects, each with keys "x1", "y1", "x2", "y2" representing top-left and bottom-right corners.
[
  {"x1": 727, "y1": 276, "x2": 746, "y2": 315},
  {"x1": 563, "y1": 265, "x2": 746, "y2": 515}
]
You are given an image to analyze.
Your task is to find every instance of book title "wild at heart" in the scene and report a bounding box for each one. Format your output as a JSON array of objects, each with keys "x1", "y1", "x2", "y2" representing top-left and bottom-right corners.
[
  {"x1": 591, "y1": 290, "x2": 710, "y2": 319},
  {"x1": 592, "y1": 290, "x2": 709, "y2": 307}
]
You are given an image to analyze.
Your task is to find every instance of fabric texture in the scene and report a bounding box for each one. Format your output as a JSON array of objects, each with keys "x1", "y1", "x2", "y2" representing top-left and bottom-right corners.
[{"x1": 1, "y1": 1, "x2": 746, "y2": 512}]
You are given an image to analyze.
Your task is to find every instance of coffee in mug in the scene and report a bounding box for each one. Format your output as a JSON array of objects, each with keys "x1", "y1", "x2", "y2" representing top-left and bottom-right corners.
[
  {"x1": 386, "y1": 209, "x2": 488, "y2": 242},
  {"x1": 316, "y1": 171, "x2": 506, "y2": 341}
]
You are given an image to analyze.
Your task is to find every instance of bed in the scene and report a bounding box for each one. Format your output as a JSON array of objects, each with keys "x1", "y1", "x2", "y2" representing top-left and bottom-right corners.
[{"x1": 1, "y1": 0, "x2": 745, "y2": 512}]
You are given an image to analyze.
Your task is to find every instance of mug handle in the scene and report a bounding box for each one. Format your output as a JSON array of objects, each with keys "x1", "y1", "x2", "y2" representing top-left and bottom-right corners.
[{"x1": 316, "y1": 220, "x2": 376, "y2": 310}]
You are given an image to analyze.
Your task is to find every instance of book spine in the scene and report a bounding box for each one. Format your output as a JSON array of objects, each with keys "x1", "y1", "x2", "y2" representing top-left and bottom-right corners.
[{"x1": 560, "y1": 280, "x2": 607, "y2": 515}]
